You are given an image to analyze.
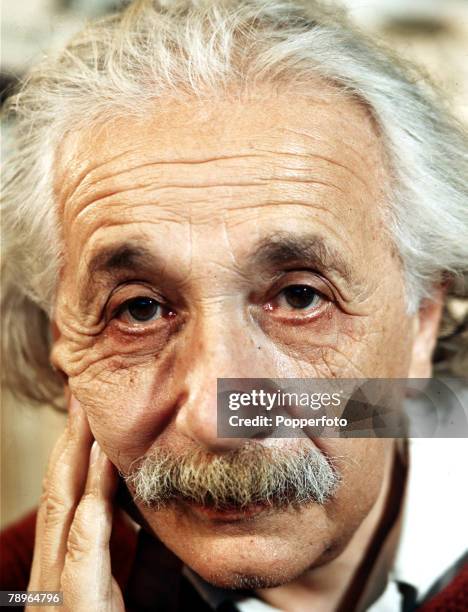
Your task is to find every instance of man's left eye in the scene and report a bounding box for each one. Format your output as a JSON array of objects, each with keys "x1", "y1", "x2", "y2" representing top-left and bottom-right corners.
[
  {"x1": 118, "y1": 297, "x2": 162, "y2": 323},
  {"x1": 276, "y1": 285, "x2": 323, "y2": 310}
]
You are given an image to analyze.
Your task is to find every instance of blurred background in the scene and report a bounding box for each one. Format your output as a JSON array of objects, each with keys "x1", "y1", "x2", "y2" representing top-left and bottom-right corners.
[{"x1": 1, "y1": 0, "x2": 468, "y2": 528}]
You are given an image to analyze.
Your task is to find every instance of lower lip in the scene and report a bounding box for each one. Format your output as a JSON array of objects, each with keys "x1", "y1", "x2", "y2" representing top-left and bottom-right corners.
[{"x1": 187, "y1": 502, "x2": 270, "y2": 522}]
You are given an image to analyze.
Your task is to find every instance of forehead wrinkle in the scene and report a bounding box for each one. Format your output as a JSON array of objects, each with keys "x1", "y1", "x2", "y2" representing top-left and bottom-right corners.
[
  {"x1": 57, "y1": 90, "x2": 386, "y2": 213},
  {"x1": 59, "y1": 128, "x2": 379, "y2": 225},
  {"x1": 69, "y1": 181, "x2": 259, "y2": 223},
  {"x1": 280, "y1": 126, "x2": 383, "y2": 166},
  {"x1": 254, "y1": 146, "x2": 373, "y2": 192},
  {"x1": 56, "y1": 148, "x2": 133, "y2": 215},
  {"x1": 64, "y1": 153, "x2": 269, "y2": 221},
  {"x1": 268, "y1": 175, "x2": 347, "y2": 196},
  {"x1": 74, "y1": 152, "x2": 266, "y2": 196},
  {"x1": 71, "y1": 174, "x2": 349, "y2": 223},
  {"x1": 61, "y1": 150, "x2": 266, "y2": 212},
  {"x1": 67, "y1": 146, "x2": 358, "y2": 223}
]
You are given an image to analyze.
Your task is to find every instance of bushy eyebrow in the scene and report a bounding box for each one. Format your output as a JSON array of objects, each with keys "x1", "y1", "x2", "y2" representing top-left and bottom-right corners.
[
  {"x1": 80, "y1": 231, "x2": 356, "y2": 306},
  {"x1": 80, "y1": 242, "x2": 166, "y2": 308},
  {"x1": 251, "y1": 232, "x2": 355, "y2": 284},
  {"x1": 87, "y1": 243, "x2": 156, "y2": 275}
]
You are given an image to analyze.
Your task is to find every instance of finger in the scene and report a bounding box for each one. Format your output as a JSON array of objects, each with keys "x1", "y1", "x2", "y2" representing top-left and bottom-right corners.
[
  {"x1": 29, "y1": 397, "x2": 94, "y2": 591},
  {"x1": 29, "y1": 423, "x2": 70, "y2": 589},
  {"x1": 61, "y1": 442, "x2": 121, "y2": 610}
]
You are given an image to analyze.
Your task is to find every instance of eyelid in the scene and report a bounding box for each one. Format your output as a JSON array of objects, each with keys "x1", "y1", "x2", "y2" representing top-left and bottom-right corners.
[
  {"x1": 265, "y1": 287, "x2": 331, "y2": 325},
  {"x1": 114, "y1": 295, "x2": 161, "y2": 317},
  {"x1": 271, "y1": 285, "x2": 326, "y2": 312},
  {"x1": 104, "y1": 282, "x2": 167, "y2": 322},
  {"x1": 255, "y1": 271, "x2": 337, "y2": 326},
  {"x1": 268, "y1": 270, "x2": 336, "y2": 303},
  {"x1": 277, "y1": 285, "x2": 324, "y2": 303}
]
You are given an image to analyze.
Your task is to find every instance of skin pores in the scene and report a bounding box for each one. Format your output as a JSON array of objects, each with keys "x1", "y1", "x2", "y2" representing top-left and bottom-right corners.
[{"x1": 51, "y1": 88, "x2": 418, "y2": 588}]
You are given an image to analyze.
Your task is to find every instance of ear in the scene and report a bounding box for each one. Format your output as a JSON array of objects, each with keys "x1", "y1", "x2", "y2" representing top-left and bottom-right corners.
[{"x1": 408, "y1": 284, "x2": 447, "y2": 378}]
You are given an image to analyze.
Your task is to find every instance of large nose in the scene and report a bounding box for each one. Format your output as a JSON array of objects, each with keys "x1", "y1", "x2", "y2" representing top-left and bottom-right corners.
[{"x1": 174, "y1": 309, "x2": 274, "y2": 452}]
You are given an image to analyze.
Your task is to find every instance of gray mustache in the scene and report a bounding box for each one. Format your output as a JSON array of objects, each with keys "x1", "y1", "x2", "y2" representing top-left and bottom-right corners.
[{"x1": 124, "y1": 443, "x2": 340, "y2": 510}]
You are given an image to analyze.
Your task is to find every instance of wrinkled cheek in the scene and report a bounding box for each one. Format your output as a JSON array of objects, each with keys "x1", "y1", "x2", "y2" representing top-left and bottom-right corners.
[
  {"x1": 68, "y1": 359, "x2": 172, "y2": 471},
  {"x1": 261, "y1": 312, "x2": 385, "y2": 379},
  {"x1": 322, "y1": 438, "x2": 391, "y2": 512}
]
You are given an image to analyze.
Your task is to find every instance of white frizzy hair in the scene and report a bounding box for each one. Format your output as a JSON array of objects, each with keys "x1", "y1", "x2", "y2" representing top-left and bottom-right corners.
[{"x1": 2, "y1": 0, "x2": 467, "y2": 404}]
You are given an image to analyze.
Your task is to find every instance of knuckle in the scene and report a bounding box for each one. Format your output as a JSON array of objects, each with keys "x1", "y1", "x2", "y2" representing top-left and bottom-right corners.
[
  {"x1": 65, "y1": 495, "x2": 110, "y2": 563},
  {"x1": 65, "y1": 497, "x2": 94, "y2": 553},
  {"x1": 65, "y1": 521, "x2": 93, "y2": 562},
  {"x1": 65, "y1": 537, "x2": 89, "y2": 563},
  {"x1": 41, "y1": 475, "x2": 49, "y2": 495},
  {"x1": 44, "y1": 492, "x2": 74, "y2": 525},
  {"x1": 39, "y1": 489, "x2": 48, "y2": 507}
]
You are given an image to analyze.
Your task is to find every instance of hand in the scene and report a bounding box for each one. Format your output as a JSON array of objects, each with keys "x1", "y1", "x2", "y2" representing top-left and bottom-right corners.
[{"x1": 27, "y1": 396, "x2": 124, "y2": 611}]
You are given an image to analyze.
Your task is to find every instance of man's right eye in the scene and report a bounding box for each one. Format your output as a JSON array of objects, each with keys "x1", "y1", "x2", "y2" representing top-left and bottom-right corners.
[{"x1": 117, "y1": 297, "x2": 163, "y2": 323}]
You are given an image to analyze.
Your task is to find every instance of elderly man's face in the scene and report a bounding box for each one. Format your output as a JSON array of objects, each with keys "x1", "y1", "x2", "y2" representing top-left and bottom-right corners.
[{"x1": 51, "y1": 88, "x2": 425, "y2": 587}]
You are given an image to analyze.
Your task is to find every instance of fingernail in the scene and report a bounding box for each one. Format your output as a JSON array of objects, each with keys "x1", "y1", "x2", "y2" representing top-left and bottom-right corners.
[{"x1": 90, "y1": 440, "x2": 102, "y2": 465}]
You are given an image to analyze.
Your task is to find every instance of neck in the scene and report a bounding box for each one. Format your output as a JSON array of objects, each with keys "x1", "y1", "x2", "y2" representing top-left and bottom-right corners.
[{"x1": 256, "y1": 441, "x2": 406, "y2": 612}]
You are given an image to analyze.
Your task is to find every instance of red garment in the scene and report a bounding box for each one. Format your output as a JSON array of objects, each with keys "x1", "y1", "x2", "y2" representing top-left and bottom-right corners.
[
  {"x1": 419, "y1": 564, "x2": 468, "y2": 612},
  {"x1": 0, "y1": 508, "x2": 138, "y2": 594},
  {"x1": 1, "y1": 509, "x2": 467, "y2": 611},
  {"x1": 0, "y1": 508, "x2": 205, "y2": 611}
]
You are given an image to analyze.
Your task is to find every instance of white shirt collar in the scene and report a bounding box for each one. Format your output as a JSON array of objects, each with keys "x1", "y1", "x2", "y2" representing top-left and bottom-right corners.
[
  {"x1": 389, "y1": 437, "x2": 468, "y2": 600},
  {"x1": 364, "y1": 436, "x2": 468, "y2": 612}
]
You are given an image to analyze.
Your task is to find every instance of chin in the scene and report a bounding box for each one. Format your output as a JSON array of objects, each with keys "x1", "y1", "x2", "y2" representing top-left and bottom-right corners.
[
  {"x1": 138, "y1": 498, "x2": 336, "y2": 592},
  {"x1": 200, "y1": 569, "x2": 294, "y2": 590},
  {"x1": 148, "y1": 513, "x2": 328, "y2": 591},
  {"x1": 190, "y1": 553, "x2": 307, "y2": 590}
]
